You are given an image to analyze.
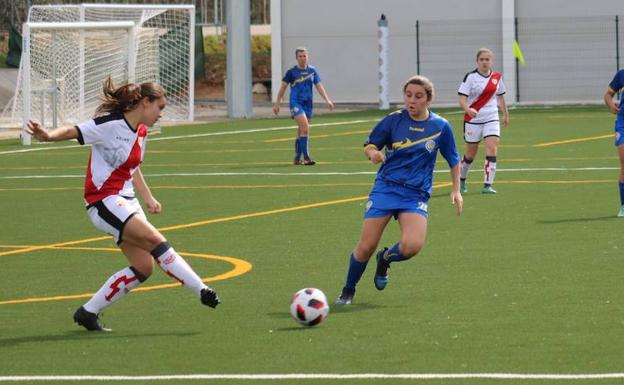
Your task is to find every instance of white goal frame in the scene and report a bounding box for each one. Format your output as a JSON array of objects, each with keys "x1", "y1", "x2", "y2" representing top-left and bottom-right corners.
[
  {"x1": 21, "y1": 21, "x2": 136, "y2": 145},
  {"x1": 13, "y1": 3, "x2": 195, "y2": 145}
]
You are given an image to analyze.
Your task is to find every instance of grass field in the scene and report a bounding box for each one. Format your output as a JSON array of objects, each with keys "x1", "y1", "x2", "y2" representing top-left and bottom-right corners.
[{"x1": 0, "y1": 106, "x2": 623, "y2": 385}]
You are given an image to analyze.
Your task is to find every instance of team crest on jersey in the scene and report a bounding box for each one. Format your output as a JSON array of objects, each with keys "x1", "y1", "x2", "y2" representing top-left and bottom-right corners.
[
  {"x1": 492, "y1": 78, "x2": 498, "y2": 85},
  {"x1": 365, "y1": 200, "x2": 373, "y2": 212},
  {"x1": 425, "y1": 139, "x2": 436, "y2": 153}
]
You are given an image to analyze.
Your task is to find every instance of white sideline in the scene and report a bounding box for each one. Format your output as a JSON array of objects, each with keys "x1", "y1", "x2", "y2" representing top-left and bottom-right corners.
[
  {"x1": 1, "y1": 373, "x2": 624, "y2": 381},
  {"x1": 0, "y1": 119, "x2": 379, "y2": 155},
  {"x1": 0, "y1": 167, "x2": 619, "y2": 180}
]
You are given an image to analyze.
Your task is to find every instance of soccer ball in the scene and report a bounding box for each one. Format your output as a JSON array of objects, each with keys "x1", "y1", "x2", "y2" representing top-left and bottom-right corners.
[{"x1": 290, "y1": 288, "x2": 330, "y2": 326}]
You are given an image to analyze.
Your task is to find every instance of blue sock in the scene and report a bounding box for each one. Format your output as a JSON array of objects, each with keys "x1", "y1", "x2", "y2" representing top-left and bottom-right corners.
[
  {"x1": 300, "y1": 136, "x2": 310, "y2": 160},
  {"x1": 385, "y1": 243, "x2": 410, "y2": 263},
  {"x1": 344, "y1": 253, "x2": 368, "y2": 290},
  {"x1": 294, "y1": 137, "x2": 302, "y2": 160},
  {"x1": 619, "y1": 181, "x2": 624, "y2": 205}
]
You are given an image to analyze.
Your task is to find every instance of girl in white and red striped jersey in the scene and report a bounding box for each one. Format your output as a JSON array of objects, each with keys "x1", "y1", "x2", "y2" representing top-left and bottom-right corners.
[
  {"x1": 26, "y1": 77, "x2": 220, "y2": 331},
  {"x1": 457, "y1": 48, "x2": 509, "y2": 194}
]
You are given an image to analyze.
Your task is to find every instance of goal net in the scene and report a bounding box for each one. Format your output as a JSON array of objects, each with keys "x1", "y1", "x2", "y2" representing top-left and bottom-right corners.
[{"x1": 3, "y1": 4, "x2": 195, "y2": 144}]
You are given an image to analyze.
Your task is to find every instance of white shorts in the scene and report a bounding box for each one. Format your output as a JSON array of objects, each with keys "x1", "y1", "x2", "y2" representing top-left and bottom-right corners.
[
  {"x1": 464, "y1": 121, "x2": 500, "y2": 143},
  {"x1": 86, "y1": 195, "x2": 145, "y2": 244}
]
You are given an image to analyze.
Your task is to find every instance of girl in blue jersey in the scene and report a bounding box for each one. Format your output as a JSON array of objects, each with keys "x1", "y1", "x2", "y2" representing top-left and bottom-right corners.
[
  {"x1": 336, "y1": 75, "x2": 463, "y2": 305},
  {"x1": 273, "y1": 47, "x2": 334, "y2": 165},
  {"x1": 604, "y1": 69, "x2": 624, "y2": 217}
]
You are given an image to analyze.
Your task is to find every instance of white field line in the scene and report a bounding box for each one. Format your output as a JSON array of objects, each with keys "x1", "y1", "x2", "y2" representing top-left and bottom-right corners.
[
  {"x1": 1, "y1": 373, "x2": 624, "y2": 381},
  {"x1": 0, "y1": 119, "x2": 379, "y2": 155},
  {"x1": 0, "y1": 167, "x2": 619, "y2": 180}
]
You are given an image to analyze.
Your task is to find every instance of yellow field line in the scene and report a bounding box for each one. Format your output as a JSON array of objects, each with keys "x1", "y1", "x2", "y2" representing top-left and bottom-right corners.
[
  {"x1": 0, "y1": 183, "x2": 374, "y2": 193},
  {"x1": 0, "y1": 195, "x2": 374, "y2": 258},
  {"x1": 0, "y1": 249, "x2": 252, "y2": 305},
  {"x1": 463, "y1": 179, "x2": 613, "y2": 185},
  {"x1": 0, "y1": 236, "x2": 112, "y2": 258},
  {"x1": 0, "y1": 182, "x2": 457, "y2": 256},
  {"x1": 157, "y1": 195, "x2": 370, "y2": 232},
  {"x1": 533, "y1": 134, "x2": 613, "y2": 147}
]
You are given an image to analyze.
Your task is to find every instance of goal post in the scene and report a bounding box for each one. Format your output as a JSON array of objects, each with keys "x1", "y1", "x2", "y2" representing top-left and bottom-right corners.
[
  {"x1": 21, "y1": 21, "x2": 136, "y2": 145},
  {"x1": 7, "y1": 4, "x2": 195, "y2": 145}
]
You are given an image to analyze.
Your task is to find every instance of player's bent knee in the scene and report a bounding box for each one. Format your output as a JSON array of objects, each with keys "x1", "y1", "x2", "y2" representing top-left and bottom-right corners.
[{"x1": 144, "y1": 231, "x2": 167, "y2": 249}]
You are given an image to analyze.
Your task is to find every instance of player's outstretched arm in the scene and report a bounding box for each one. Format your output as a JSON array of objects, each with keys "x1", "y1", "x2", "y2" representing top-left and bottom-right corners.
[
  {"x1": 449, "y1": 164, "x2": 463, "y2": 216},
  {"x1": 26, "y1": 119, "x2": 79, "y2": 142}
]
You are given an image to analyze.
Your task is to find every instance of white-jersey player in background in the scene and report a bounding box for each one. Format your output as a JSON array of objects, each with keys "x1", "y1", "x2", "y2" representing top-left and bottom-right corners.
[
  {"x1": 27, "y1": 77, "x2": 221, "y2": 331},
  {"x1": 458, "y1": 47, "x2": 509, "y2": 194}
]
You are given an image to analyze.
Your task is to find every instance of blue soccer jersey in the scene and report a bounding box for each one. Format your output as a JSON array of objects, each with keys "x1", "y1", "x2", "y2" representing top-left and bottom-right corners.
[
  {"x1": 609, "y1": 69, "x2": 624, "y2": 145},
  {"x1": 282, "y1": 65, "x2": 321, "y2": 104},
  {"x1": 365, "y1": 109, "x2": 460, "y2": 199}
]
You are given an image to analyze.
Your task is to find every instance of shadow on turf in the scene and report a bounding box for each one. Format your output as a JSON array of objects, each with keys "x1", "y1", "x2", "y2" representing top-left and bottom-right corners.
[
  {"x1": 268, "y1": 301, "x2": 385, "y2": 332},
  {"x1": 0, "y1": 330, "x2": 199, "y2": 347},
  {"x1": 537, "y1": 215, "x2": 617, "y2": 224}
]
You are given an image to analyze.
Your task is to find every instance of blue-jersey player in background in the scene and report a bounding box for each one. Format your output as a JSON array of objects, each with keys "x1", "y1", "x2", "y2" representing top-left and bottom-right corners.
[
  {"x1": 273, "y1": 47, "x2": 334, "y2": 165},
  {"x1": 336, "y1": 75, "x2": 463, "y2": 305},
  {"x1": 604, "y1": 69, "x2": 624, "y2": 217}
]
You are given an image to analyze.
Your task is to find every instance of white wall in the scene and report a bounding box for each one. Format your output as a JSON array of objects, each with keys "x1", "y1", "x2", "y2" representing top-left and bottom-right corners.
[
  {"x1": 277, "y1": 0, "x2": 502, "y2": 104},
  {"x1": 273, "y1": 0, "x2": 624, "y2": 105}
]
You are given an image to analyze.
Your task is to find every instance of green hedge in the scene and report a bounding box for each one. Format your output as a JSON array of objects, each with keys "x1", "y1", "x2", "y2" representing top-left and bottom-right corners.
[{"x1": 202, "y1": 35, "x2": 270, "y2": 84}]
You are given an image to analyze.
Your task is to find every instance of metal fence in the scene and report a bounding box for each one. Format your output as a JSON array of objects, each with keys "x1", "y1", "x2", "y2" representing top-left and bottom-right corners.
[{"x1": 416, "y1": 15, "x2": 623, "y2": 105}]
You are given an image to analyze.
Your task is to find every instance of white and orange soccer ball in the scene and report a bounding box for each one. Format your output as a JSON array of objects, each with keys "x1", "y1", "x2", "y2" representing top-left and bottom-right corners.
[{"x1": 290, "y1": 288, "x2": 330, "y2": 327}]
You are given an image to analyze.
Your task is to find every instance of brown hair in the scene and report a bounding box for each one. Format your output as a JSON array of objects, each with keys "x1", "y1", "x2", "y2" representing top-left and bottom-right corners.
[
  {"x1": 95, "y1": 77, "x2": 166, "y2": 116},
  {"x1": 403, "y1": 75, "x2": 434, "y2": 101},
  {"x1": 295, "y1": 47, "x2": 308, "y2": 57}
]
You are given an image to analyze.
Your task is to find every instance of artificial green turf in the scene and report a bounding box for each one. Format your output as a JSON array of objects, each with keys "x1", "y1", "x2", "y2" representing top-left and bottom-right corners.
[{"x1": 0, "y1": 106, "x2": 623, "y2": 384}]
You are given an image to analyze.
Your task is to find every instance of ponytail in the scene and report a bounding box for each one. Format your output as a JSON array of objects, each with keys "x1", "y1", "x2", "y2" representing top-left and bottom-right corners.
[{"x1": 95, "y1": 77, "x2": 166, "y2": 116}]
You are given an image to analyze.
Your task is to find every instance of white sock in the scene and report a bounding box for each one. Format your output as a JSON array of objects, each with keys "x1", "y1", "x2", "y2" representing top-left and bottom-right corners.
[
  {"x1": 151, "y1": 242, "x2": 207, "y2": 295},
  {"x1": 484, "y1": 157, "x2": 497, "y2": 185},
  {"x1": 83, "y1": 266, "x2": 144, "y2": 314},
  {"x1": 460, "y1": 156, "x2": 473, "y2": 180}
]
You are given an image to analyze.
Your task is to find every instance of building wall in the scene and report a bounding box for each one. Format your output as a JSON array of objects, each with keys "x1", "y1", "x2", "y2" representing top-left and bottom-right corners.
[{"x1": 274, "y1": 0, "x2": 623, "y2": 105}]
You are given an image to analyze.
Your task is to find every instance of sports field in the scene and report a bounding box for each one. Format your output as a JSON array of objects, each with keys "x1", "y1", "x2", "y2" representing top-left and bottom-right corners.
[{"x1": 0, "y1": 106, "x2": 623, "y2": 385}]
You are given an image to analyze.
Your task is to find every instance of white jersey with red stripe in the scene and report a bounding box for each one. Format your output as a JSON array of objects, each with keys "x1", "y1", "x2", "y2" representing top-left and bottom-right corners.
[
  {"x1": 458, "y1": 69, "x2": 506, "y2": 124},
  {"x1": 76, "y1": 113, "x2": 148, "y2": 205}
]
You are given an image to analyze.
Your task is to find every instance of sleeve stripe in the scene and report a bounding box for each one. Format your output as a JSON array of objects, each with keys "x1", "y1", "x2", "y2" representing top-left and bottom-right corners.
[{"x1": 76, "y1": 126, "x2": 85, "y2": 145}]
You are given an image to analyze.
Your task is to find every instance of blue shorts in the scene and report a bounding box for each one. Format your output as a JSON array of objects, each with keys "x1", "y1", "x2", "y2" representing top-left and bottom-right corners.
[
  {"x1": 290, "y1": 100, "x2": 313, "y2": 119},
  {"x1": 364, "y1": 180, "x2": 429, "y2": 220},
  {"x1": 615, "y1": 117, "x2": 624, "y2": 146}
]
